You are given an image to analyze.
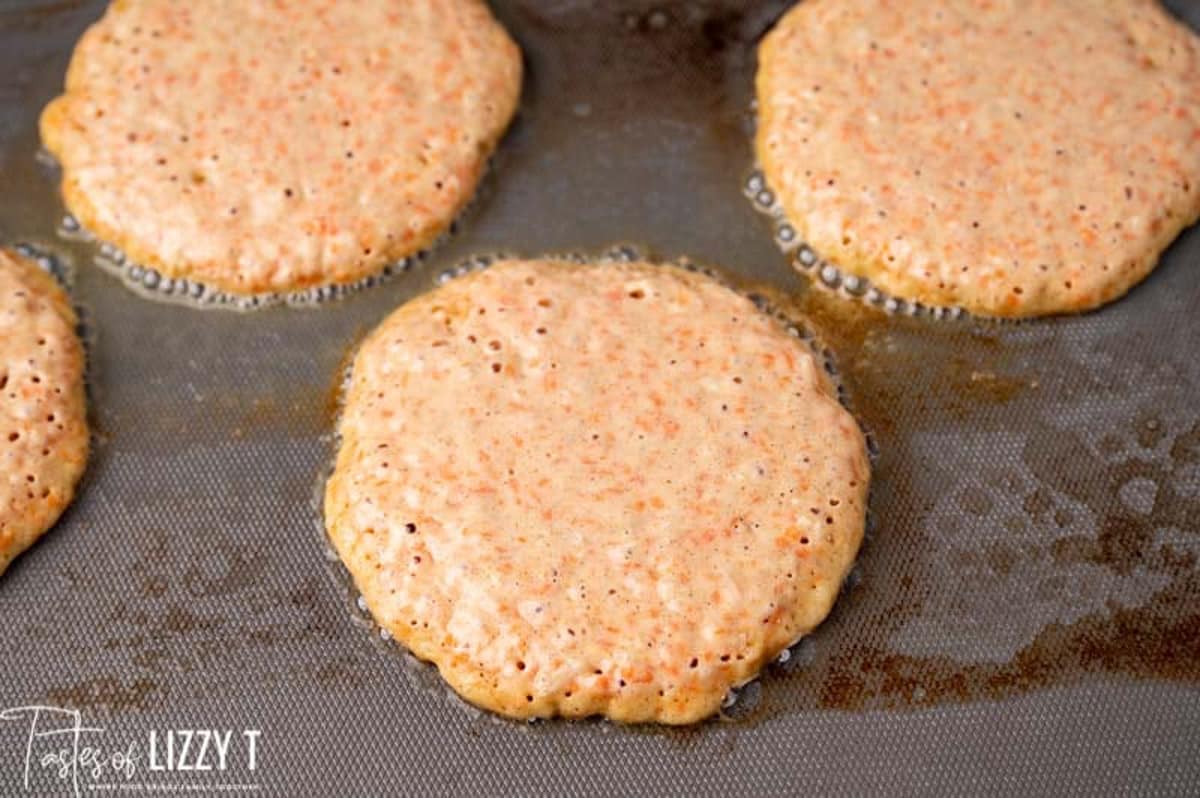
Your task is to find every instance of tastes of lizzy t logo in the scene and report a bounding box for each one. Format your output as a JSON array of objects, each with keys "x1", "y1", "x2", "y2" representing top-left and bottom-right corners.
[{"x1": 0, "y1": 705, "x2": 261, "y2": 796}]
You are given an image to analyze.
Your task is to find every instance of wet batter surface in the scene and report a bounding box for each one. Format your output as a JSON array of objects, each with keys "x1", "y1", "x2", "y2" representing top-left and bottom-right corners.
[
  {"x1": 757, "y1": 0, "x2": 1200, "y2": 317},
  {"x1": 0, "y1": 249, "x2": 88, "y2": 575},
  {"x1": 41, "y1": 0, "x2": 522, "y2": 296},
  {"x1": 325, "y1": 258, "x2": 869, "y2": 723}
]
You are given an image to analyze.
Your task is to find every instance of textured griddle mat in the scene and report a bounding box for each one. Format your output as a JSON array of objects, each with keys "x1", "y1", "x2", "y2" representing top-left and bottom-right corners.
[{"x1": 0, "y1": 1, "x2": 1198, "y2": 794}]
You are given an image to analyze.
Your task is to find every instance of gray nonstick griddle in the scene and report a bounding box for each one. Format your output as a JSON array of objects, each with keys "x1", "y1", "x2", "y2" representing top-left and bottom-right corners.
[{"x1": 1, "y1": 1, "x2": 1198, "y2": 794}]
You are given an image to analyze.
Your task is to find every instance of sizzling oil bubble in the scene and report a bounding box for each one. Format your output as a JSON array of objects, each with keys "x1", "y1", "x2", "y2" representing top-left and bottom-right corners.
[
  {"x1": 88, "y1": 239, "x2": 420, "y2": 312},
  {"x1": 12, "y1": 242, "x2": 69, "y2": 285},
  {"x1": 45, "y1": 150, "x2": 499, "y2": 311},
  {"x1": 436, "y1": 253, "x2": 496, "y2": 285},
  {"x1": 796, "y1": 245, "x2": 818, "y2": 269},
  {"x1": 775, "y1": 223, "x2": 796, "y2": 247},
  {"x1": 33, "y1": 147, "x2": 59, "y2": 174},
  {"x1": 720, "y1": 680, "x2": 762, "y2": 720},
  {"x1": 742, "y1": 168, "x2": 974, "y2": 321},
  {"x1": 606, "y1": 244, "x2": 643, "y2": 263},
  {"x1": 777, "y1": 638, "x2": 818, "y2": 674},
  {"x1": 58, "y1": 214, "x2": 83, "y2": 238}
]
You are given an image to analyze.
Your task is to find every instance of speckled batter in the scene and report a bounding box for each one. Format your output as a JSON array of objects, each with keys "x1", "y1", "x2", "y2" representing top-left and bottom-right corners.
[
  {"x1": 325, "y1": 259, "x2": 869, "y2": 724},
  {"x1": 757, "y1": 0, "x2": 1200, "y2": 317},
  {"x1": 0, "y1": 251, "x2": 88, "y2": 576},
  {"x1": 41, "y1": 0, "x2": 522, "y2": 296}
]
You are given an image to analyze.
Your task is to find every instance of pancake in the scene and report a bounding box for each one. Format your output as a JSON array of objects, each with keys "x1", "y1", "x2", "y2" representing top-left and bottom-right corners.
[
  {"x1": 0, "y1": 250, "x2": 88, "y2": 576},
  {"x1": 756, "y1": 0, "x2": 1200, "y2": 317},
  {"x1": 324, "y1": 258, "x2": 870, "y2": 724},
  {"x1": 41, "y1": 0, "x2": 522, "y2": 297}
]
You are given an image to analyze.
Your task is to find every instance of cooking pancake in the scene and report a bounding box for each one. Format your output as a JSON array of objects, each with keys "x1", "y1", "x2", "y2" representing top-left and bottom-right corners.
[
  {"x1": 756, "y1": 0, "x2": 1200, "y2": 317},
  {"x1": 41, "y1": 0, "x2": 522, "y2": 297},
  {"x1": 324, "y1": 258, "x2": 870, "y2": 724},
  {"x1": 0, "y1": 250, "x2": 88, "y2": 576}
]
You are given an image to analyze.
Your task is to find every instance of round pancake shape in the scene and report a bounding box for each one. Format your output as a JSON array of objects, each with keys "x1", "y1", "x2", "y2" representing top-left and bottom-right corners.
[
  {"x1": 0, "y1": 250, "x2": 88, "y2": 576},
  {"x1": 756, "y1": 0, "x2": 1200, "y2": 318},
  {"x1": 41, "y1": 0, "x2": 522, "y2": 297},
  {"x1": 324, "y1": 258, "x2": 870, "y2": 724}
]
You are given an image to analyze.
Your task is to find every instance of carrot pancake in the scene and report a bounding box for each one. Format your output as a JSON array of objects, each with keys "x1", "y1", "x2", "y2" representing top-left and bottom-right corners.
[
  {"x1": 324, "y1": 258, "x2": 870, "y2": 724},
  {"x1": 757, "y1": 0, "x2": 1200, "y2": 317},
  {"x1": 0, "y1": 250, "x2": 88, "y2": 576},
  {"x1": 41, "y1": 0, "x2": 521, "y2": 297}
]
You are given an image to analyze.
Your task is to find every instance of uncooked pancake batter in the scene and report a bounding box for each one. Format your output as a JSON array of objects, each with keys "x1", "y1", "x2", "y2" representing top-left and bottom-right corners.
[
  {"x1": 0, "y1": 250, "x2": 88, "y2": 575},
  {"x1": 41, "y1": 0, "x2": 522, "y2": 296},
  {"x1": 325, "y1": 258, "x2": 870, "y2": 723},
  {"x1": 757, "y1": 0, "x2": 1200, "y2": 317}
]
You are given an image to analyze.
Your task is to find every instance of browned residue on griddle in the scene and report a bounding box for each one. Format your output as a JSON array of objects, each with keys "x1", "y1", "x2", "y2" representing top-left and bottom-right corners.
[
  {"x1": 730, "y1": 284, "x2": 1200, "y2": 718},
  {"x1": 46, "y1": 676, "x2": 160, "y2": 714}
]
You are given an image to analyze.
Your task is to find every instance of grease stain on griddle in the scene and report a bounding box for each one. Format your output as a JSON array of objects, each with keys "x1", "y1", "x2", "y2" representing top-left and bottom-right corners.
[
  {"x1": 46, "y1": 676, "x2": 160, "y2": 715},
  {"x1": 40, "y1": 528, "x2": 360, "y2": 713},
  {"x1": 736, "y1": 278, "x2": 1041, "y2": 433},
  {"x1": 706, "y1": 270, "x2": 1200, "y2": 723},
  {"x1": 832, "y1": 405, "x2": 1194, "y2": 715}
]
